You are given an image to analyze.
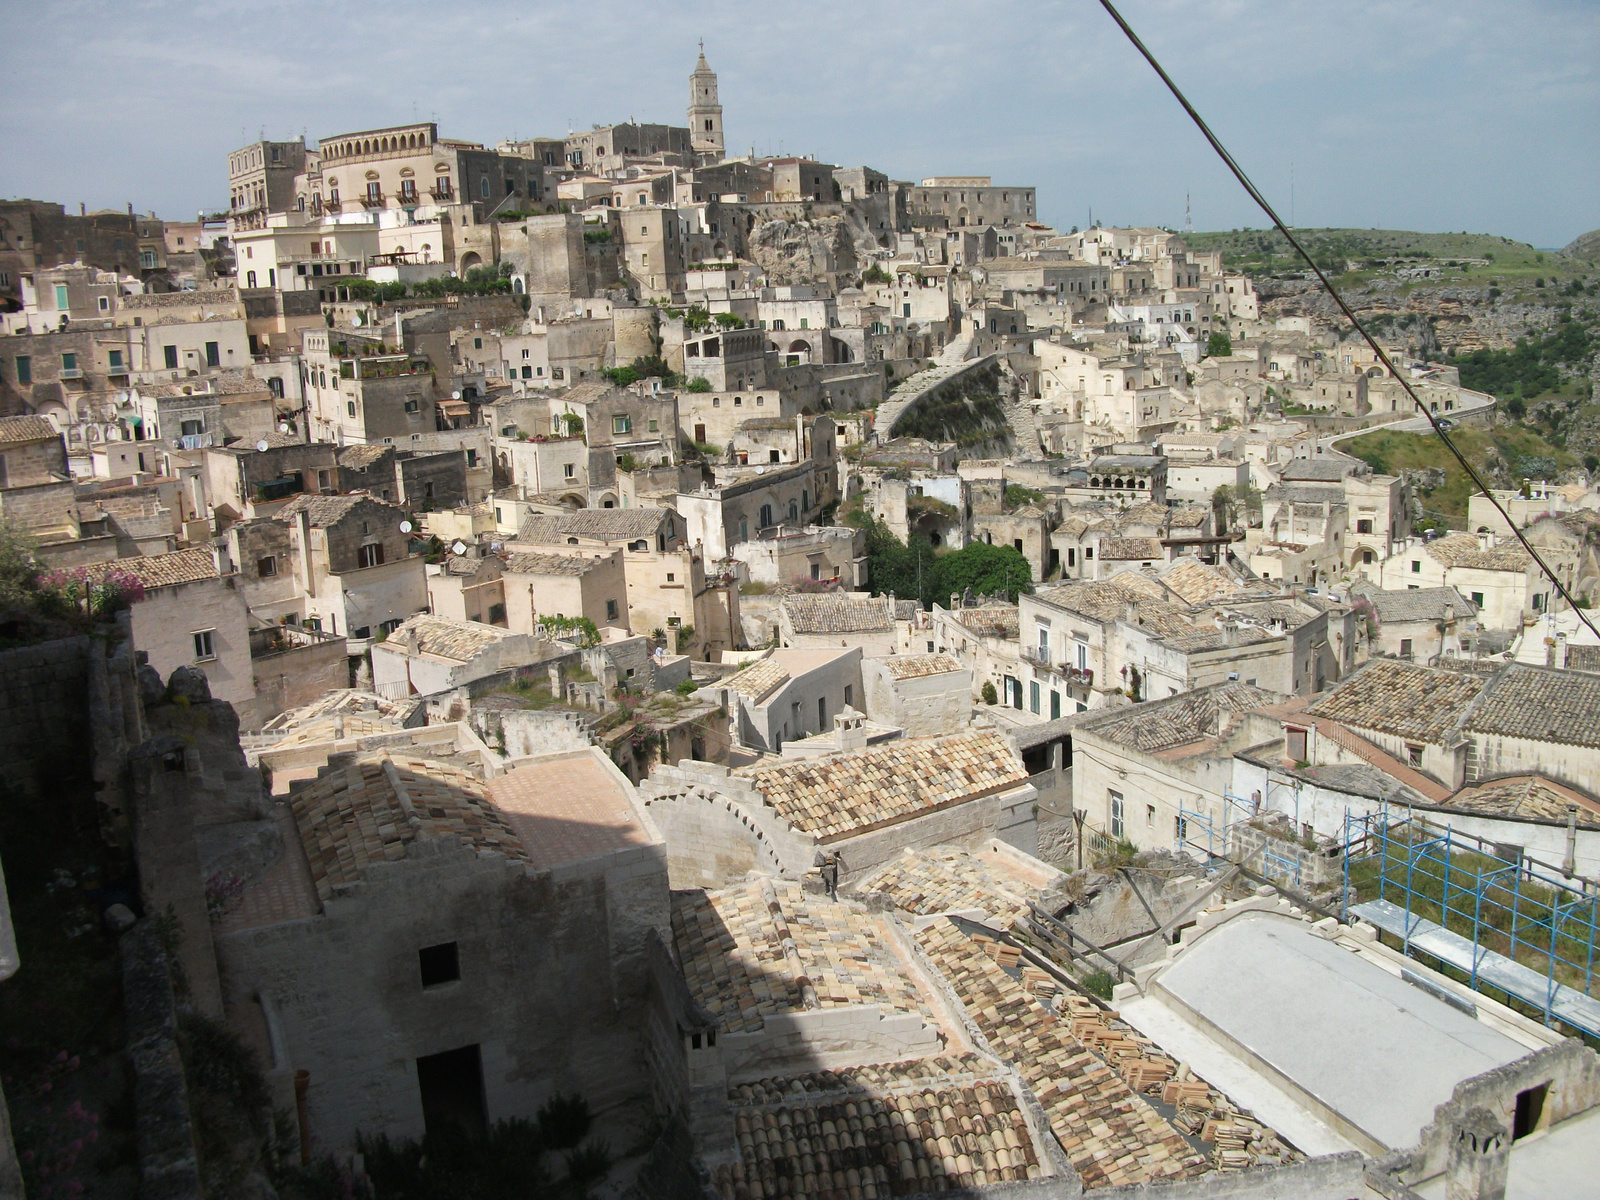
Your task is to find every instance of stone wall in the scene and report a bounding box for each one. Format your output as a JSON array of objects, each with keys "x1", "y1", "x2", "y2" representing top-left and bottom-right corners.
[
  {"x1": 0, "y1": 635, "x2": 92, "y2": 804},
  {"x1": 214, "y1": 832, "x2": 669, "y2": 1156},
  {"x1": 121, "y1": 920, "x2": 204, "y2": 1200}
]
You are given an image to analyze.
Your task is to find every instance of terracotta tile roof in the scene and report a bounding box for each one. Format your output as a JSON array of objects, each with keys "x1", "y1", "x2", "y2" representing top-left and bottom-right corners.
[
  {"x1": 289, "y1": 755, "x2": 530, "y2": 901},
  {"x1": 915, "y1": 919, "x2": 1206, "y2": 1188},
  {"x1": 337, "y1": 445, "x2": 391, "y2": 469},
  {"x1": 878, "y1": 654, "x2": 963, "y2": 681},
  {"x1": 384, "y1": 611, "x2": 519, "y2": 662},
  {"x1": 274, "y1": 492, "x2": 399, "y2": 527},
  {"x1": 0, "y1": 415, "x2": 60, "y2": 445},
  {"x1": 857, "y1": 847, "x2": 1043, "y2": 927},
  {"x1": 1463, "y1": 664, "x2": 1600, "y2": 748},
  {"x1": 85, "y1": 547, "x2": 217, "y2": 590},
  {"x1": 1349, "y1": 584, "x2": 1477, "y2": 624},
  {"x1": 503, "y1": 551, "x2": 601, "y2": 576},
  {"x1": 736, "y1": 729, "x2": 1028, "y2": 841},
  {"x1": 714, "y1": 1056, "x2": 1047, "y2": 1200},
  {"x1": 441, "y1": 553, "x2": 499, "y2": 577},
  {"x1": 1079, "y1": 683, "x2": 1280, "y2": 754},
  {"x1": 1307, "y1": 660, "x2": 1487, "y2": 744},
  {"x1": 781, "y1": 594, "x2": 894, "y2": 635},
  {"x1": 953, "y1": 604, "x2": 1020, "y2": 639},
  {"x1": 1566, "y1": 644, "x2": 1600, "y2": 675},
  {"x1": 1424, "y1": 532, "x2": 1532, "y2": 572},
  {"x1": 1098, "y1": 537, "x2": 1164, "y2": 561},
  {"x1": 516, "y1": 506, "x2": 672, "y2": 543},
  {"x1": 1160, "y1": 561, "x2": 1244, "y2": 606},
  {"x1": 671, "y1": 879, "x2": 929, "y2": 1034},
  {"x1": 723, "y1": 657, "x2": 792, "y2": 703},
  {"x1": 1447, "y1": 775, "x2": 1600, "y2": 823}
]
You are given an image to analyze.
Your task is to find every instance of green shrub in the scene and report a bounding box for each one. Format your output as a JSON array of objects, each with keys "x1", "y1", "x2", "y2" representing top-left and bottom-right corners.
[
  {"x1": 685, "y1": 377, "x2": 712, "y2": 393},
  {"x1": 980, "y1": 682, "x2": 998, "y2": 706},
  {"x1": 536, "y1": 1093, "x2": 592, "y2": 1151}
]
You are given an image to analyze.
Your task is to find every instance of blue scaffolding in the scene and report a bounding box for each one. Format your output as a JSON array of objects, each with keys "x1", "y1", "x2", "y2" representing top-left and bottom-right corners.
[{"x1": 1341, "y1": 805, "x2": 1600, "y2": 1038}]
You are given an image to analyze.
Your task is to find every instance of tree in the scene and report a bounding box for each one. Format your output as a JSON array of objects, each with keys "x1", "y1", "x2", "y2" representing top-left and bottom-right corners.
[
  {"x1": 1205, "y1": 331, "x2": 1232, "y2": 359},
  {"x1": 1211, "y1": 484, "x2": 1236, "y2": 531},
  {"x1": 928, "y1": 541, "x2": 1033, "y2": 605},
  {"x1": 981, "y1": 681, "x2": 998, "y2": 706},
  {"x1": 1505, "y1": 396, "x2": 1526, "y2": 420}
]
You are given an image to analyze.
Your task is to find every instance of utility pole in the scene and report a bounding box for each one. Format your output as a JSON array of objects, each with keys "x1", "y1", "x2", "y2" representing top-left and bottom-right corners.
[{"x1": 1185, "y1": 192, "x2": 1192, "y2": 235}]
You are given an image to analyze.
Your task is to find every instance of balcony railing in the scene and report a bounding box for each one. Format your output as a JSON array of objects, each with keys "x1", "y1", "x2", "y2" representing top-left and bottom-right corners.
[
  {"x1": 1022, "y1": 645, "x2": 1052, "y2": 668},
  {"x1": 1067, "y1": 666, "x2": 1094, "y2": 688},
  {"x1": 59, "y1": 367, "x2": 83, "y2": 380}
]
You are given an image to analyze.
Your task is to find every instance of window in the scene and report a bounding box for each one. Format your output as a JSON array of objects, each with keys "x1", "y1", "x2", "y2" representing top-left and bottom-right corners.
[
  {"x1": 164, "y1": 345, "x2": 178, "y2": 369},
  {"x1": 192, "y1": 630, "x2": 216, "y2": 661},
  {"x1": 418, "y1": 942, "x2": 460, "y2": 988},
  {"x1": 403, "y1": 397, "x2": 420, "y2": 414},
  {"x1": 666, "y1": 572, "x2": 675, "y2": 582},
  {"x1": 612, "y1": 414, "x2": 631, "y2": 435},
  {"x1": 54, "y1": 284, "x2": 68, "y2": 309},
  {"x1": 648, "y1": 418, "x2": 658, "y2": 433},
  {"x1": 1356, "y1": 519, "x2": 1373, "y2": 534},
  {"x1": 818, "y1": 697, "x2": 827, "y2": 728},
  {"x1": 204, "y1": 341, "x2": 220, "y2": 368},
  {"x1": 1286, "y1": 727, "x2": 1307, "y2": 762},
  {"x1": 563, "y1": 463, "x2": 575, "y2": 479},
  {"x1": 108, "y1": 349, "x2": 123, "y2": 370},
  {"x1": 14, "y1": 356, "x2": 30, "y2": 384},
  {"x1": 256, "y1": 556, "x2": 277, "y2": 577},
  {"x1": 180, "y1": 418, "x2": 203, "y2": 438},
  {"x1": 1362, "y1": 550, "x2": 1374, "y2": 564},
  {"x1": 1109, "y1": 790, "x2": 1125, "y2": 839},
  {"x1": 61, "y1": 352, "x2": 77, "y2": 372},
  {"x1": 1050, "y1": 690, "x2": 1061, "y2": 720},
  {"x1": 357, "y1": 543, "x2": 384, "y2": 569},
  {"x1": 1029, "y1": 681, "x2": 1040, "y2": 714},
  {"x1": 1399, "y1": 638, "x2": 1413, "y2": 658},
  {"x1": 347, "y1": 401, "x2": 357, "y2": 417},
  {"x1": 1411, "y1": 560, "x2": 1421, "y2": 573},
  {"x1": 628, "y1": 539, "x2": 647, "y2": 552},
  {"x1": 1406, "y1": 744, "x2": 1423, "y2": 768},
  {"x1": 1471, "y1": 592, "x2": 1484, "y2": 607},
  {"x1": 606, "y1": 599, "x2": 619, "y2": 621},
  {"x1": 473, "y1": 336, "x2": 483, "y2": 350},
  {"x1": 1146, "y1": 804, "x2": 1155, "y2": 829},
  {"x1": 98, "y1": 296, "x2": 110, "y2": 313}
]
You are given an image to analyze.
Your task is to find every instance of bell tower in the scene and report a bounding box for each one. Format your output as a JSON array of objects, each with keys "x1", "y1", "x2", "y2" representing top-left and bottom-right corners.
[{"x1": 689, "y1": 43, "x2": 724, "y2": 163}]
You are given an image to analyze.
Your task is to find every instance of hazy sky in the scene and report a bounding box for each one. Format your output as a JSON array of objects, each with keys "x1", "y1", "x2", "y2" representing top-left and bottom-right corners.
[{"x1": 3, "y1": 0, "x2": 1596, "y2": 247}]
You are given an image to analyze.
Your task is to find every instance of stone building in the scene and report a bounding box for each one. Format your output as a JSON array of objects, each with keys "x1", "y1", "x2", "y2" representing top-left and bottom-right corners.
[
  {"x1": 212, "y1": 749, "x2": 668, "y2": 1154},
  {"x1": 860, "y1": 653, "x2": 972, "y2": 738}
]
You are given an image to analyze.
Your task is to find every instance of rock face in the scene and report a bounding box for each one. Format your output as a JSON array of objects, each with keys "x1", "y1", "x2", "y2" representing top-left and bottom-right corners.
[
  {"x1": 165, "y1": 664, "x2": 212, "y2": 704},
  {"x1": 1259, "y1": 278, "x2": 1564, "y2": 354},
  {"x1": 744, "y1": 205, "x2": 885, "y2": 286},
  {"x1": 1562, "y1": 228, "x2": 1600, "y2": 263}
]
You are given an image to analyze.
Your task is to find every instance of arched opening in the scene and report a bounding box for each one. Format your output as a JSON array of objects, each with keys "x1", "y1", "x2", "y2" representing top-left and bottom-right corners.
[
  {"x1": 459, "y1": 251, "x2": 482, "y2": 272},
  {"x1": 786, "y1": 339, "x2": 811, "y2": 365},
  {"x1": 712, "y1": 240, "x2": 727, "y2": 258}
]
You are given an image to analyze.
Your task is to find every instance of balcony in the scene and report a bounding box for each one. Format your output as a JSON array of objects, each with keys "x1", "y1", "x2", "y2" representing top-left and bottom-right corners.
[
  {"x1": 1067, "y1": 666, "x2": 1094, "y2": 688},
  {"x1": 429, "y1": 186, "x2": 454, "y2": 201},
  {"x1": 1022, "y1": 644, "x2": 1053, "y2": 669},
  {"x1": 58, "y1": 367, "x2": 83, "y2": 380},
  {"x1": 361, "y1": 193, "x2": 386, "y2": 210}
]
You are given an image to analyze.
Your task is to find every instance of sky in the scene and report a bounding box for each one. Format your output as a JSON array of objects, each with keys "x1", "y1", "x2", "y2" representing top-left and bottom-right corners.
[{"x1": 2, "y1": 0, "x2": 1596, "y2": 248}]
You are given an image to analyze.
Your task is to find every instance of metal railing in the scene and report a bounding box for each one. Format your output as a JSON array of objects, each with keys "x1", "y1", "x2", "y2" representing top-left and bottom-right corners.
[{"x1": 1341, "y1": 804, "x2": 1600, "y2": 1030}]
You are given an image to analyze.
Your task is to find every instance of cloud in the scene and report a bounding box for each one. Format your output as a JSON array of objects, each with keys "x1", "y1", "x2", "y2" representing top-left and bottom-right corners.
[{"x1": 0, "y1": 0, "x2": 1594, "y2": 244}]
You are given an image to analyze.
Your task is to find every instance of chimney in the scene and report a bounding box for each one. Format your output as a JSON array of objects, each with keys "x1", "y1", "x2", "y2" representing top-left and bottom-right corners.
[
  {"x1": 1221, "y1": 621, "x2": 1237, "y2": 647},
  {"x1": 1123, "y1": 599, "x2": 1140, "y2": 625},
  {"x1": 79, "y1": 201, "x2": 86, "y2": 216},
  {"x1": 1444, "y1": 1107, "x2": 1509, "y2": 1200},
  {"x1": 834, "y1": 706, "x2": 868, "y2": 753},
  {"x1": 127, "y1": 201, "x2": 134, "y2": 216}
]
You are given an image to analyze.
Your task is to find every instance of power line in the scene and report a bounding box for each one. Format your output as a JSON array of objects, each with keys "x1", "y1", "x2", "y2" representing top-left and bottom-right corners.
[{"x1": 1095, "y1": 0, "x2": 1600, "y2": 644}]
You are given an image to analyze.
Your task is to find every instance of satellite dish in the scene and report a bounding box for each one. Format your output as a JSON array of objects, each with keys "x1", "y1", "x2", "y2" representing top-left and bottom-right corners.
[
  {"x1": 255, "y1": 439, "x2": 269, "y2": 452},
  {"x1": 452, "y1": 540, "x2": 468, "y2": 555},
  {"x1": 399, "y1": 520, "x2": 413, "y2": 533},
  {"x1": 278, "y1": 422, "x2": 290, "y2": 433},
  {"x1": 451, "y1": 390, "x2": 462, "y2": 400}
]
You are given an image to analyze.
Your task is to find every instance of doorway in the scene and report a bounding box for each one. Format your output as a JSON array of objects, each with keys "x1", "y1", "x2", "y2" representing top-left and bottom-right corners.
[{"x1": 416, "y1": 1044, "x2": 488, "y2": 1141}]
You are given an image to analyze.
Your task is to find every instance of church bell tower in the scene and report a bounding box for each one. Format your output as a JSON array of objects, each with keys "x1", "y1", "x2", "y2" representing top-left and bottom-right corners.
[{"x1": 689, "y1": 43, "x2": 724, "y2": 163}]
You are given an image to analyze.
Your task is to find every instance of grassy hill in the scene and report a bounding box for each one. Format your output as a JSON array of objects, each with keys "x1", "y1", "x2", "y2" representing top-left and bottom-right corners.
[
  {"x1": 1182, "y1": 227, "x2": 1585, "y2": 288},
  {"x1": 1340, "y1": 425, "x2": 1579, "y2": 527}
]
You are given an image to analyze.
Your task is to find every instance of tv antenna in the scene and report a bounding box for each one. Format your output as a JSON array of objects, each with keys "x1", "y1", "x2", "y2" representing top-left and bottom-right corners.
[{"x1": 1184, "y1": 192, "x2": 1192, "y2": 234}]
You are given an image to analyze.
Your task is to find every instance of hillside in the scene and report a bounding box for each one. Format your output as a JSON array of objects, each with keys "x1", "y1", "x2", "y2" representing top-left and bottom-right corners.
[
  {"x1": 1182, "y1": 227, "x2": 1563, "y2": 284},
  {"x1": 1340, "y1": 425, "x2": 1579, "y2": 528},
  {"x1": 1564, "y1": 229, "x2": 1600, "y2": 265}
]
